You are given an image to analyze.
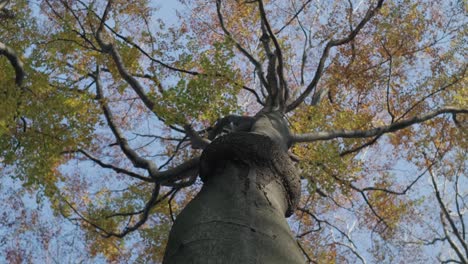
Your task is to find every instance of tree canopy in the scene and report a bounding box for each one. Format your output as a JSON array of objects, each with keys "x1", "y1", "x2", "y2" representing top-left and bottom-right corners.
[{"x1": 0, "y1": 0, "x2": 466, "y2": 263}]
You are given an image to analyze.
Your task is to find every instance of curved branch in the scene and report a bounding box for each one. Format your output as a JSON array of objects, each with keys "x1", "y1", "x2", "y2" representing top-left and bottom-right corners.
[
  {"x1": 215, "y1": 0, "x2": 269, "y2": 90},
  {"x1": 0, "y1": 41, "x2": 25, "y2": 86},
  {"x1": 105, "y1": 188, "x2": 175, "y2": 219},
  {"x1": 339, "y1": 134, "x2": 381, "y2": 156},
  {"x1": 99, "y1": 17, "x2": 200, "y2": 76},
  {"x1": 76, "y1": 149, "x2": 153, "y2": 182},
  {"x1": 275, "y1": 0, "x2": 313, "y2": 34},
  {"x1": 397, "y1": 67, "x2": 466, "y2": 121},
  {"x1": 92, "y1": 2, "x2": 185, "y2": 134},
  {"x1": 184, "y1": 125, "x2": 211, "y2": 149},
  {"x1": 287, "y1": 0, "x2": 385, "y2": 112},
  {"x1": 93, "y1": 68, "x2": 199, "y2": 183},
  {"x1": 93, "y1": 68, "x2": 159, "y2": 176},
  {"x1": 157, "y1": 137, "x2": 188, "y2": 170},
  {"x1": 298, "y1": 207, "x2": 360, "y2": 249},
  {"x1": 335, "y1": 241, "x2": 367, "y2": 264},
  {"x1": 62, "y1": 183, "x2": 175, "y2": 239},
  {"x1": 103, "y1": 184, "x2": 160, "y2": 238},
  {"x1": 296, "y1": 240, "x2": 317, "y2": 264},
  {"x1": 291, "y1": 107, "x2": 468, "y2": 143},
  {"x1": 154, "y1": 157, "x2": 200, "y2": 184},
  {"x1": 429, "y1": 167, "x2": 468, "y2": 258},
  {"x1": 361, "y1": 165, "x2": 433, "y2": 195},
  {"x1": 258, "y1": 0, "x2": 288, "y2": 106},
  {"x1": 243, "y1": 85, "x2": 265, "y2": 105}
]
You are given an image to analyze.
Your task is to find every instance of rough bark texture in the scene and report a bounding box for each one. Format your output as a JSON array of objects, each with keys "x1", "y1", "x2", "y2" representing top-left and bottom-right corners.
[{"x1": 163, "y1": 113, "x2": 305, "y2": 264}]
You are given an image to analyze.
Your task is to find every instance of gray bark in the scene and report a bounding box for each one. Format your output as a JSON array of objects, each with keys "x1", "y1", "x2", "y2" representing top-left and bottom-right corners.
[{"x1": 163, "y1": 112, "x2": 305, "y2": 264}]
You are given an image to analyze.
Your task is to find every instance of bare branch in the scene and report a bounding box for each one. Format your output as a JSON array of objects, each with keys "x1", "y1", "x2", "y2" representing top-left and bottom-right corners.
[
  {"x1": 105, "y1": 188, "x2": 175, "y2": 219},
  {"x1": 63, "y1": 183, "x2": 163, "y2": 239},
  {"x1": 243, "y1": 85, "x2": 265, "y2": 105},
  {"x1": 92, "y1": 68, "x2": 200, "y2": 183},
  {"x1": 428, "y1": 167, "x2": 468, "y2": 258},
  {"x1": 339, "y1": 134, "x2": 381, "y2": 157},
  {"x1": 168, "y1": 188, "x2": 180, "y2": 223},
  {"x1": 49, "y1": 0, "x2": 99, "y2": 51},
  {"x1": 215, "y1": 0, "x2": 269, "y2": 90},
  {"x1": 157, "y1": 137, "x2": 188, "y2": 170},
  {"x1": 380, "y1": 41, "x2": 395, "y2": 122},
  {"x1": 61, "y1": 196, "x2": 116, "y2": 237},
  {"x1": 296, "y1": 240, "x2": 317, "y2": 264},
  {"x1": 291, "y1": 107, "x2": 468, "y2": 143},
  {"x1": 100, "y1": 19, "x2": 200, "y2": 76},
  {"x1": 454, "y1": 167, "x2": 466, "y2": 241},
  {"x1": 97, "y1": 0, "x2": 113, "y2": 36},
  {"x1": 93, "y1": 68, "x2": 159, "y2": 176},
  {"x1": 441, "y1": 213, "x2": 467, "y2": 264},
  {"x1": 275, "y1": 0, "x2": 313, "y2": 34},
  {"x1": 90, "y1": 2, "x2": 185, "y2": 133},
  {"x1": 132, "y1": 132, "x2": 186, "y2": 143},
  {"x1": 75, "y1": 149, "x2": 153, "y2": 182},
  {"x1": 95, "y1": 38, "x2": 156, "y2": 113},
  {"x1": 397, "y1": 67, "x2": 466, "y2": 121},
  {"x1": 103, "y1": 184, "x2": 160, "y2": 238},
  {"x1": 298, "y1": 207, "x2": 360, "y2": 249},
  {"x1": 287, "y1": 0, "x2": 385, "y2": 111},
  {"x1": 361, "y1": 165, "x2": 433, "y2": 195},
  {"x1": 334, "y1": 242, "x2": 367, "y2": 264}
]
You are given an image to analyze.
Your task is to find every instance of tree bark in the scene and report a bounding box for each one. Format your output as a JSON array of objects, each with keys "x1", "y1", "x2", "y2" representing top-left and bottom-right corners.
[{"x1": 163, "y1": 112, "x2": 305, "y2": 263}]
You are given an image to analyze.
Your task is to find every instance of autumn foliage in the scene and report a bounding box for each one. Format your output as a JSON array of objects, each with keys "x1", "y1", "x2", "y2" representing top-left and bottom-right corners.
[{"x1": 0, "y1": 0, "x2": 466, "y2": 263}]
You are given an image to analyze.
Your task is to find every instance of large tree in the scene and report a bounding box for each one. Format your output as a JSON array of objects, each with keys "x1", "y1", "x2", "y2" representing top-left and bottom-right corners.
[{"x1": 0, "y1": 0, "x2": 466, "y2": 263}]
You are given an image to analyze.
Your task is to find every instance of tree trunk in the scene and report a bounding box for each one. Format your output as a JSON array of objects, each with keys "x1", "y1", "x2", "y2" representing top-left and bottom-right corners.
[{"x1": 163, "y1": 113, "x2": 305, "y2": 264}]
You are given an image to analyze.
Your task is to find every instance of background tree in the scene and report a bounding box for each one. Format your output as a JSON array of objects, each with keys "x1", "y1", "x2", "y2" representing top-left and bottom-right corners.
[{"x1": 0, "y1": 0, "x2": 466, "y2": 263}]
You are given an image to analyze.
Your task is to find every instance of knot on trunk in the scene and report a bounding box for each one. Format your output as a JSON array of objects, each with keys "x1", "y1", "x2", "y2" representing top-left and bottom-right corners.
[{"x1": 199, "y1": 132, "x2": 300, "y2": 217}]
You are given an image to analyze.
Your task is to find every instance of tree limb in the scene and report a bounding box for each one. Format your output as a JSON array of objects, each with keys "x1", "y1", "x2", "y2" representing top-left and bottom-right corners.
[
  {"x1": 258, "y1": 0, "x2": 288, "y2": 108},
  {"x1": 291, "y1": 107, "x2": 468, "y2": 143},
  {"x1": 93, "y1": 67, "x2": 159, "y2": 177},
  {"x1": 93, "y1": 68, "x2": 200, "y2": 183},
  {"x1": 102, "y1": 184, "x2": 160, "y2": 238},
  {"x1": 287, "y1": 0, "x2": 385, "y2": 112},
  {"x1": 428, "y1": 167, "x2": 468, "y2": 258},
  {"x1": 215, "y1": 0, "x2": 269, "y2": 91},
  {"x1": 184, "y1": 124, "x2": 211, "y2": 149},
  {"x1": 0, "y1": 41, "x2": 25, "y2": 86},
  {"x1": 275, "y1": 0, "x2": 313, "y2": 34},
  {"x1": 76, "y1": 149, "x2": 153, "y2": 182}
]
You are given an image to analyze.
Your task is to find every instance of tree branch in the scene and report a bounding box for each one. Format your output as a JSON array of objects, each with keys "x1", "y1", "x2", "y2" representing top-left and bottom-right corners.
[
  {"x1": 215, "y1": 0, "x2": 269, "y2": 91},
  {"x1": 296, "y1": 240, "x2": 317, "y2": 264},
  {"x1": 93, "y1": 68, "x2": 199, "y2": 183},
  {"x1": 258, "y1": 0, "x2": 288, "y2": 108},
  {"x1": 103, "y1": 184, "x2": 160, "y2": 238},
  {"x1": 184, "y1": 124, "x2": 211, "y2": 149},
  {"x1": 291, "y1": 107, "x2": 468, "y2": 143},
  {"x1": 74, "y1": 149, "x2": 153, "y2": 182},
  {"x1": 105, "y1": 188, "x2": 175, "y2": 219},
  {"x1": 275, "y1": 0, "x2": 313, "y2": 34},
  {"x1": 0, "y1": 41, "x2": 25, "y2": 86},
  {"x1": 428, "y1": 167, "x2": 468, "y2": 258},
  {"x1": 93, "y1": 67, "x2": 159, "y2": 177},
  {"x1": 91, "y1": 1, "x2": 185, "y2": 134},
  {"x1": 287, "y1": 0, "x2": 385, "y2": 111},
  {"x1": 298, "y1": 207, "x2": 360, "y2": 249}
]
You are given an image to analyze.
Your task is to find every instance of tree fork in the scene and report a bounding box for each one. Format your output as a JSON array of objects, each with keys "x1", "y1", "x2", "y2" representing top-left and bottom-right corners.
[{"x1": 163, "y1": 113, "x2": 305, "y2": 263}]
